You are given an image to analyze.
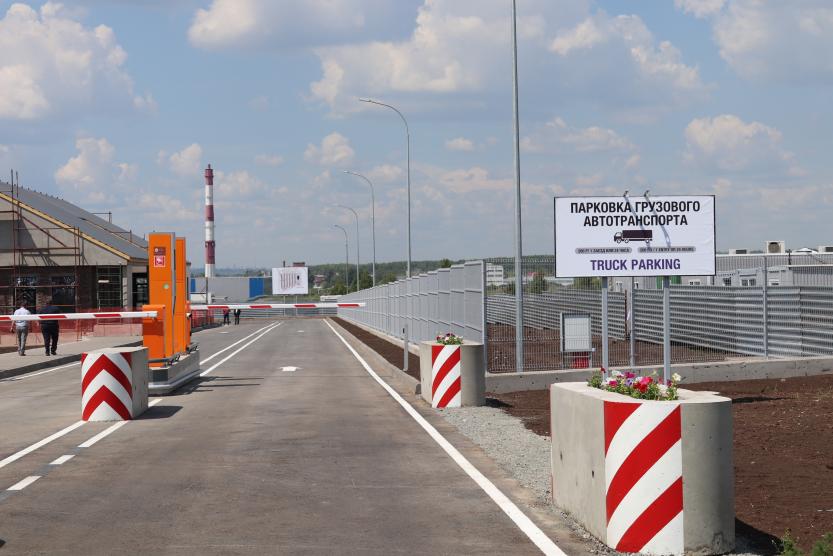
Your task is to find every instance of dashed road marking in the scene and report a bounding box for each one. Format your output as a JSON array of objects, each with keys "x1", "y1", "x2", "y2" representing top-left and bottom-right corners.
[
  {"x1": 7, "y1": 476, "x2": 40, "y2": 491},
  {"x1": 49, "y1": 455, "x2": 75, "y2": 465},
  {"x1": 0, "y1": 421, "x2": 85, "y2": 470}
]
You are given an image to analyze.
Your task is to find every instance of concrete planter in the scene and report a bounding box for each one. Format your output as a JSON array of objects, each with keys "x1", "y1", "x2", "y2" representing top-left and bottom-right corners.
[
  {"x1": 550, "y1": 383, "x2": 734, "y2": 555},
  {"x1": 419, "y1": 342, "x2": 485, "y2": 408}
]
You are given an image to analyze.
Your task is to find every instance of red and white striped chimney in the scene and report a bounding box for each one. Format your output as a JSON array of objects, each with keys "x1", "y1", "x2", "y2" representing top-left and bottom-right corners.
[{"x1": 204, "y1": 164, "x2": 216, "y2": 278}]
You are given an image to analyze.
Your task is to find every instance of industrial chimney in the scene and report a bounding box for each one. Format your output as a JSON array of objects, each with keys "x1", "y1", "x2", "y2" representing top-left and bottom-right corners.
[{"x1": 204, "y1": 164, "x2": 216, "y2": 278}]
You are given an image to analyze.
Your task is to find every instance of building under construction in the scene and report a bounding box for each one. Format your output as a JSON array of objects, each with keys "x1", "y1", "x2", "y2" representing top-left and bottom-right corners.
[{"x1": 0, "y1": 176, "x2": 149, "y2": 313}]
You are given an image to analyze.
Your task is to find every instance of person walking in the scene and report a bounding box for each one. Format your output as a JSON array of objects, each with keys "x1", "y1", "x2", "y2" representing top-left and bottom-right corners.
[
  {"x1": 233, "y1": 308, "x2": 241, "y2": 325},
  {"x1": 10, "y1": 301, "x2": 31, "y2": 356},
  {"x1": 39, "y1": 298, "x2": 60, "y2": 356},
  {"x1": 222, "y1": 308, "x2": 230, "y2": 326}
]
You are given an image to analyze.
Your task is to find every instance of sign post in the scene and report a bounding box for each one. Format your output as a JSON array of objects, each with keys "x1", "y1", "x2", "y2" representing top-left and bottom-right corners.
[{"x1": 555, "y1": 194, "x2": 715, "y2": 377}]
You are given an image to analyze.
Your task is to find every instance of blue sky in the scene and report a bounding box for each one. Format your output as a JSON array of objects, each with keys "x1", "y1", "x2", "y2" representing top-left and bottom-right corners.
[{"x1": 1, "y1": 0, "x2": 832, "y2": 268}]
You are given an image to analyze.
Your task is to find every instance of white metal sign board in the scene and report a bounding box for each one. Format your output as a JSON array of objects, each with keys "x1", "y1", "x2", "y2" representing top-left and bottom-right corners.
[
  {"x1": 272, "y1": 267, "x2": 309, "y2": 295},
  {"x1": 555, "y1": 195, "x2": 715, "y2": 278}
]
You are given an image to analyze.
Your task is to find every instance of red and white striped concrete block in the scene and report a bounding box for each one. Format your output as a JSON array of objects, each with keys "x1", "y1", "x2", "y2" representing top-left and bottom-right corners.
[
  {"x1": 81, "y1": 352, "x2": 135, "y2": 421},
  {"x1": 604, "y1": 401, "x2": 683, "y2": 555},
  {"x1": 431, "y1": 345, "x2": 462, "y2": 408}
]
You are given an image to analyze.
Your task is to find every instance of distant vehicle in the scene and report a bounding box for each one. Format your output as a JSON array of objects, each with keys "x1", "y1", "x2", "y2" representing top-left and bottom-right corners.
[
  {"x1": 614, "y1": 229, "x2": 652, "y2": 243},
  {"x1": 319, "y1": 295, "x2": 342, "y2": 302}
]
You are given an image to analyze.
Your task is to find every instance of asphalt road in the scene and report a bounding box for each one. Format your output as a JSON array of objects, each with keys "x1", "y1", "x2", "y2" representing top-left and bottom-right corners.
[{"x1": 0, "y1": 319, "x2": 562, "y2": 555}]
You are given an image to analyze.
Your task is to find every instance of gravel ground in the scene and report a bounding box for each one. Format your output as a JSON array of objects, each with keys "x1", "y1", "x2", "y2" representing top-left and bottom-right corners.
[{"x1": 438, "y1": 403, "x2": 764, "y2": 556}]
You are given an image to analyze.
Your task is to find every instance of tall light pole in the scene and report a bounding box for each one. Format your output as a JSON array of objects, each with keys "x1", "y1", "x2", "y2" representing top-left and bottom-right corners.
[
  {"x1": 511, "y1": 0, "x2": 524, "y2": 373},
  {"x1": 337, "y1": 204, "x2": 360, "y2": 291},
  {"x1": 344, "y1": 170, "x2": 376, "y2": 287},
  {"x1": 333, "y1": 224, "x2": 350, "y2": 292},
  {"x1": 359, "y1": 98, "x2": 410, "y2": 279}
]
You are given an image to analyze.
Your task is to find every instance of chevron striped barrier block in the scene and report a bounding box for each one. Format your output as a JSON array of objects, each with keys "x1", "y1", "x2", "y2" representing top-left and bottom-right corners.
[
  {"x1": 419, "y1": 342, "x2": 486, "y2": 408},
  {"x1": 550, "y1": 382, "x2": 734, "y2": 555},
  {"x1": 81, "y1": 347, "x2": 149, "y2": 422}
]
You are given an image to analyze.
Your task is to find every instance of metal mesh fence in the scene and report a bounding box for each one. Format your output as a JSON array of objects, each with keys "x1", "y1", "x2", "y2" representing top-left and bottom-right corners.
[
  {"x1": 333, "y1": 255, "x2": 833, "y2": 373},
  {"x1": 336, "y1": 261, "x2": 485, "y2": 345}
]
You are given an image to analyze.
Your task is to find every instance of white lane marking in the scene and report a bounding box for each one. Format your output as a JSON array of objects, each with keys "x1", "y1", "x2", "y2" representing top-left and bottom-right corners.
[
  {"x1": 199, "y1": 322, "x2": 281, "y2": 378},
  {"x1": 0, "y1": 361, "x2": 80, "y2": 383},
  {"x1": 50, "y1": 455, "x2": 75, "y2": 465},
  {"x1": 280, "y1": 366, "x2": 300, "y2": 372},
  {"x1": 297, "y1": 330, "x2": 304, "y2": 333},
  {"x1": 0, "y1": 421, "x2": 85, "y2": 470},
  {"x1": 78, "y1": 422, "x2": 127, "y2": 448},
  {"x1": 201, "y1": 322, "x2": 280, "y2": 364},
  {"x1": 7, "y1": 476, "x2": 41, "y2": 491},
  {"x1": 77, "y1": 399, "x2": 161, "y2": 448},
  {"x1": 324, "y1": 320, "x2": 567, "y2": 556}
]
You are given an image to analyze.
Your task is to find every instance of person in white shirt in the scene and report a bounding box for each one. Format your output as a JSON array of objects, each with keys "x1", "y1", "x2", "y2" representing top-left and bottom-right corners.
[{"x1": 11, "y1": 301, "x2": 31, "y2": 356}]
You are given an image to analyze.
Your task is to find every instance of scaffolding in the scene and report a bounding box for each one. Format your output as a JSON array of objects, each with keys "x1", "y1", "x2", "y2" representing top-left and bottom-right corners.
[{"x1": 0, "y1": 170, "x2": 81, "y2": 314}]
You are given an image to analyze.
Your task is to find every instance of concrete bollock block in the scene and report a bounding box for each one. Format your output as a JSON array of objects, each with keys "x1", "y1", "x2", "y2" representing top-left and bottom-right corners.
[
  {"x1": 419, "y1": 342, "x2": 486, "y2": 408},
  {"x1": 81, "y1": 346, "x2": 149, "y2": 421},
  {"x1": 550, "y1": 382, "x2": 734, "y2": 555}
]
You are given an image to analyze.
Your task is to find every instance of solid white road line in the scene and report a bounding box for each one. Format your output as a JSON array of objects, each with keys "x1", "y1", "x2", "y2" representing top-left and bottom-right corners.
[
  {"x1": 7, "y1": 476, "x2": 41, "y2": 491},
  {"x1": 324, "y1": 320, "x2": 567, "y2": 556},
  {"x1": 199, "y1": 322, "x2": 281, "y2": 377},
  {"x1": 0, "y1": 421, "x2": 86, "y2": 470},
  {"x1": 50, "y1": 455, "x2": 75, "y2": 465},
  {"x1": 201, "y1": 322, "x2": 281, "y2": 364},
  {"x1": 0, "y1": 361, "x2": 81, "y2": 383}
]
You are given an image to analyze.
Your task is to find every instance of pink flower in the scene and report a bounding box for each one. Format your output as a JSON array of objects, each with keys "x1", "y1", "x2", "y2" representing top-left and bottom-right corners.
[
  {"x1": 625, "y1": 372, "x2": 636, "y2": 379},
  {"x1": 608, "y1": 380, "x2": 618, "y2": 387}
]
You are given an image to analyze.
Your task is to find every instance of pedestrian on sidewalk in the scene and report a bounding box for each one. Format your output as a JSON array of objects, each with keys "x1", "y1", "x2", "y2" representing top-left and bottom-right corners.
[
  {"x1": 233, "y1": 308, "x2": 241, "y2": 325},
  {"x1": 223, "y1": 308, "x2": 230, "y2": 326},
  {"x1": 39, "y1": 298, "x2": 61, "y2": 356},
  {"x1": 10, "y1": 301, "x2": 31, "y2": 356}
]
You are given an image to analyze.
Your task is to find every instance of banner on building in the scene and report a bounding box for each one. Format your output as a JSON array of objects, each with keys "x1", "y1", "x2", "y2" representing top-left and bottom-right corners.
[
  {"x1": 272, "y1": 267, "x2": 309, "y2": 295},
  {"x1": 554, "y1": 195, "x2": 715, "y2": 278}
]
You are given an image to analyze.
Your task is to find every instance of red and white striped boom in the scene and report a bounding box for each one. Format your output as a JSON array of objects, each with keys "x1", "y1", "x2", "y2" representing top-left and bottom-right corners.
[
  {"x1": 0, "y1": 303, "x2": 363, "y2": 322},
  {"x1": 191, "y1": 303, "x2": 364, "y2": 310}
]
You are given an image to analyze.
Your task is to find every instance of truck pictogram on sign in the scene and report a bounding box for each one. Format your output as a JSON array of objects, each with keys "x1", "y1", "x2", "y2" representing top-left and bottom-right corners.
[{"x1": 614, "y1": 229, "x2": 652, "y2": 244}]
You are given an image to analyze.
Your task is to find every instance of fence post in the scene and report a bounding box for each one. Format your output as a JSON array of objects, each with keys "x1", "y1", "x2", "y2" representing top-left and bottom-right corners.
[
  {"x1": 662, "y1": 276, "x2": 671, "y2": 382},
  {"x1": 762, "y1": 258, "x2": 769, "y2": 358},
  {"x1": 601, "y1": 277, "x2": 609, "y2": 373},
  {"x1": 481, "y1": 261, "x2": 488, "y2": 372},
  {"x1": 629, "y1": 277, "x2": 635, "y2": 368}
]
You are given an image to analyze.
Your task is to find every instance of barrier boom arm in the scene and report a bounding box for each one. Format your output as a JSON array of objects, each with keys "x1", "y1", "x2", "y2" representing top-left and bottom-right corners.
[
  {"x1": 191, "y1": 303, "x2": 365, "y2": 310},
  {"x1": 0, "y1": 311, "x2": 158, "y2": 322}
]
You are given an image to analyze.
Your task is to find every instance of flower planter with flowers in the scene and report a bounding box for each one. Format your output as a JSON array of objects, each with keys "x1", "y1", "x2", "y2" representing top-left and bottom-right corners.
[
  {"x1": 550, "y1": 370, "x2": 734, "y2": 555},
  {"x1": 419, "y1": 333, "x2": 485, "y2": 408}
]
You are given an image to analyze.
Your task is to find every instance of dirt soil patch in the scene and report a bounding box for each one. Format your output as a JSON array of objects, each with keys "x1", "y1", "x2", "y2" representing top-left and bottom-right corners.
[
  {"x1": 489, "y1": 374, "x2": 833, "y2": 552},
  {"x1": 331, "y1": 317, "x2": 420, "y2": 380},
  {"x1": 486, "y1": 323, "x2": 732, "y2": 373}
]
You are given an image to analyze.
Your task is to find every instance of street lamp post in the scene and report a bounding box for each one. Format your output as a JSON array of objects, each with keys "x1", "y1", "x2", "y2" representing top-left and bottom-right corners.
[
  {"x1": 344, "y1": 170, "x2": 376, "y2": 287},
  {"x1": 333, "y1": 224, "x2": 350, "y2": 292},
  {"x1": 359, "y1": 98, "x2": 410, "y2": 279},
  {"x1": 337, "y1": 204, "x2": 360, "y2": 291},
  {"x1": 511, "y1": 0, "x2": 524, "y2": 374},
  {"x1": 360, "y1": 97, "x2": 412, "y2": 372}
]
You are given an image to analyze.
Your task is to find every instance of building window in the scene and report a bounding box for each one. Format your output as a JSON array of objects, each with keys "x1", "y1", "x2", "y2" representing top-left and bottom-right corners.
[
  {"x1": 688, "y1": 280, "x2": 701, "y2": 286},
  {"x1": 722, "y1": 278, "x2": 732, "y2": 286},
  {"x1": 769, "y1": 279, "x2": 780, "y2": 286},
  {"x1": 14, "y1": 276, "x2": 36, "y2": 307},
  {"x1": 51, "y1": 275, "x2": 76, "y2": 311},
  {"x1": 96, "y1": 266, "x2": 123, "y2": 309},
  {"x1": 748, "y1": 278, "x2": 756, "y2": 286}
]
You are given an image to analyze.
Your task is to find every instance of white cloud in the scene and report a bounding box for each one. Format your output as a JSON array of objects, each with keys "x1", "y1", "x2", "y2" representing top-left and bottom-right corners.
[
  {"x1": 674, "y1": 0, "x2": 726, "y2": 18},
  {"x1": 136, "y1": 193, "x2": 200, "y2": 222},
  {"x1": 0, "y1": 3, "x2": 150, "y2": 121},
  {"x1": 168, "y1": 143, "x2": 203, "y2": 177},
  {"x1": 248, "y1": 95, "x2": 269, "y2": 111},
  {"x1": 445, "y1": 137, "x2": 475, "y2": 152},
  {"x1": 434, "y1": 167, "x2": 512, "y2": 194},
  {"x1": 684, "y1": 114, "x2": 802, "y2": 175},
  {"x1": 254, "y1": 153, "x2": 284, "y2": 166},
  {"x1": 304, "y1": 132, "x2": 355, "y2": 166},
  {"x1": 188, "y1": 0, "x2": 410, "y2": 50},
  {"x1": 521, "y1": 117, "x2": 635, "y2": 153},
  {"x1": 676, "y1": 1, "x2": 833, "y2": 83},
  {"x1": 366, "y1": 164, "x2": 403, "y2": 183},
  {"x1": 309, "y1": 1, "x2": 706, "y2": 117},
  {"x1": 54, "y1": 136, "x2": 135, "y2": 202},
  {"x1": 214, "y1": 169, "x2": 267, "y2": 199}
]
